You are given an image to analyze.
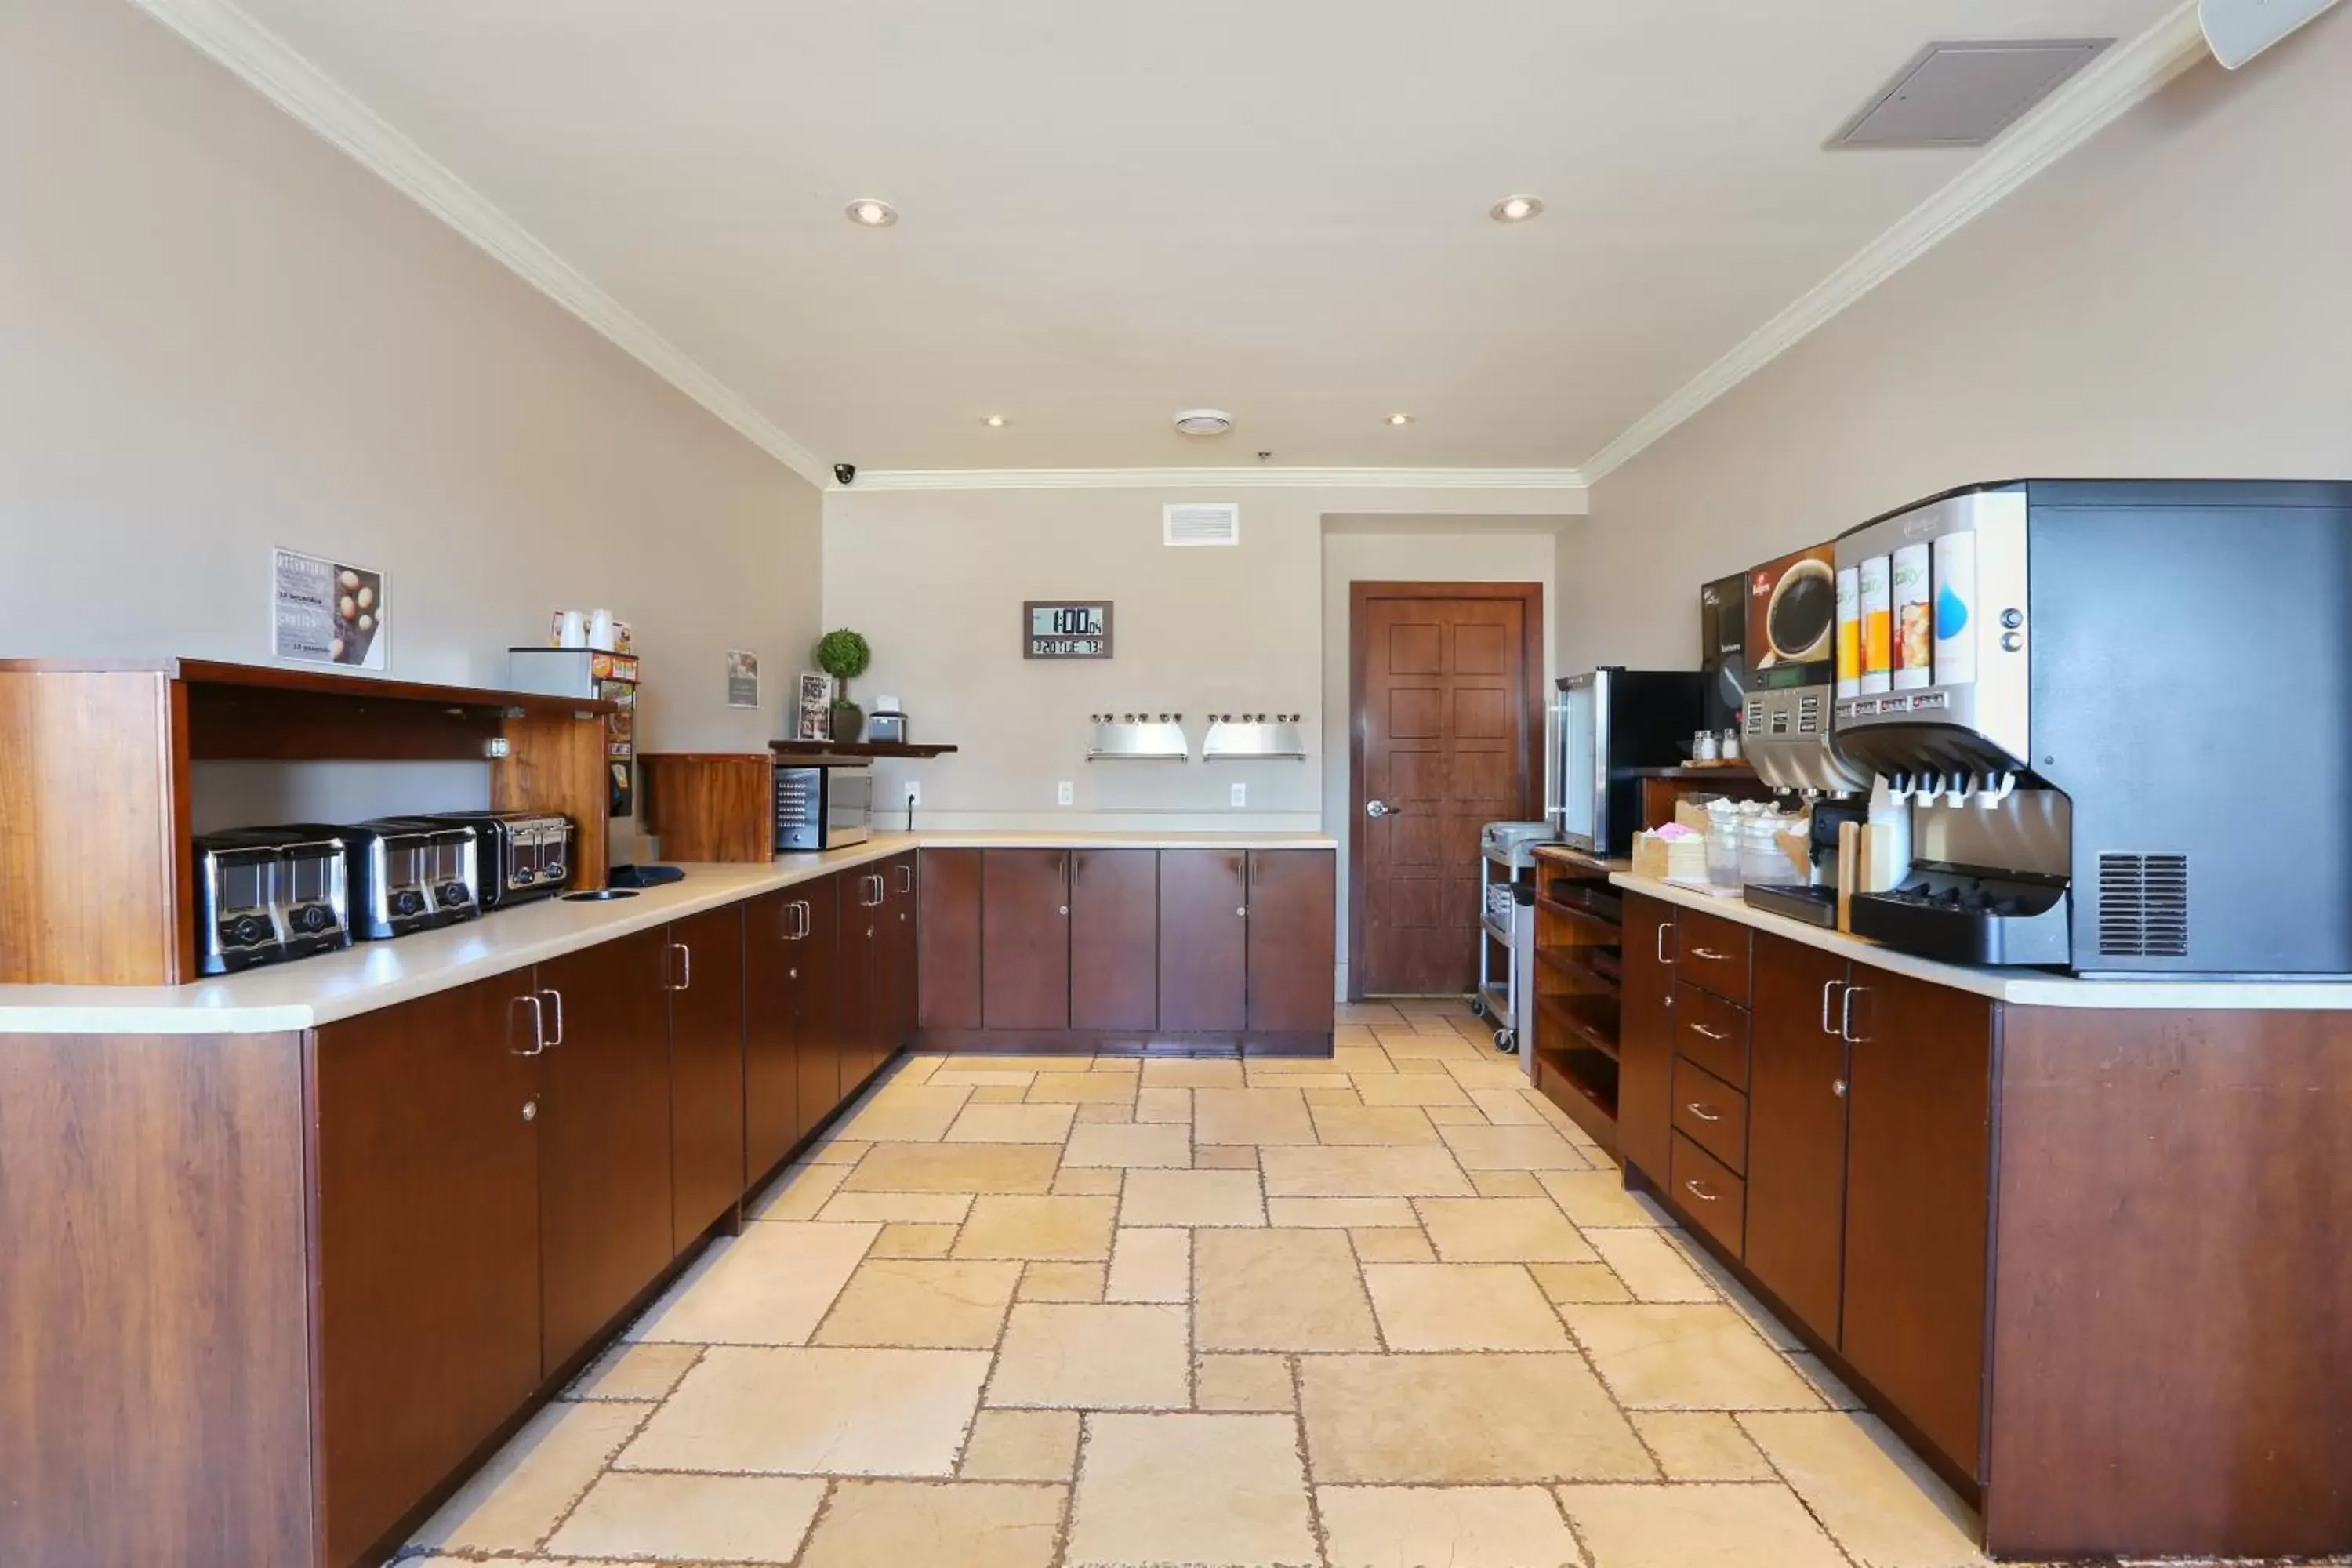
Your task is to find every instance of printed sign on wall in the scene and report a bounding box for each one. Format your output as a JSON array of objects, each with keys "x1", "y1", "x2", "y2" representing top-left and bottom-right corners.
[{"x1": 273, "y1": 547, "x2": 387, "y2": 669}]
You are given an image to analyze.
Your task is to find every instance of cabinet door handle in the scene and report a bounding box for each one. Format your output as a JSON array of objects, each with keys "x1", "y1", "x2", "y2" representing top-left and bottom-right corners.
[
  {"x1": 1684, "y1": 1102, "x2": 1723, "y2": 1123},
  {"x1": 797, "y1": 899, "x2": 812, "y2": 939},
  {"x1": 1841, "y1": 985, "x2": 1868, "y2": 1043},
  {"x1": 1683, "y1": 1178, "x2": 1719, "y2": 1203},
  {"x1": 539, "y1": 987, "x2": 564, "y2": 1047},
  {"x1": 1656, "y1": 922, "x2": 1672, "y2": 964},
  {"x1": 510, "y1": 993, "x2": 546, "y2": 1056},
  {"x1": 1691, "y1": 946, "x2": 1730, "y2": 962},
  {"x1": 1692, "y1": 1022, "x2": 1729, "y2": 1041},
  {"x1": 667, "y1": 940, "x2": 691, "y2": 992},
  {"x1": 1820, "y1": 978, "x2": 1846, "y2": 1036},
  {"x1": 896, "y1": 862, "x2": 913, "y2": 894}
]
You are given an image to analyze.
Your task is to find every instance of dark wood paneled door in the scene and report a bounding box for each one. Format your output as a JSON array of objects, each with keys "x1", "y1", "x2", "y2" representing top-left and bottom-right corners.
[
  {"x1": 1617, "y1": 893, "x2": 1676, "y2": 1185},
  {"x1": 1071, "y1": 849, "x2": 1157, "y2": 1030},
  {"x1": 314, "y1": 974, "x2": 542, "y2": 1568},
  {"x1": 1247, "y1": 851, "x2": 1337, "y2": 1033},
  {"x1": 1841, "y1": 963, "x2": 1995, "y2": 1479},
  {"x1": 667, "y1": 904, "x2": 746, "y2": 1251},
  {"x1": 919, "y1": 849, "x2": 983, "y2": 1029},
  {"x1": 1352, "y1": 583, "x2": 1542, "y2": 996},
  {"x1": 1159, "y1": 850, "x2": 1247, "y2": 1031},
  {"x1": 536, "y1": 926, "x2": 673, "y2": 1372},
  {"x1": 794, "y1": 875, "x2": 844, "y2": 1135},
  {"x1": 743, "y1": 889, "x2": 800, "y2": 1179},
  {"x1": 1744, "y1": 932, "x2": 1851, "y2": 1344},
  {"x1": 982, "y1": 849, "x2": 1071, "y2": 1030}
]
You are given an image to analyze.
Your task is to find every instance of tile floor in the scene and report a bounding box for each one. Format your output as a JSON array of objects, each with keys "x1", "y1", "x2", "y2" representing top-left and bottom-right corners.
[{"x1": 396, "y1": 999, "x2": 2009, "y2": 1568}]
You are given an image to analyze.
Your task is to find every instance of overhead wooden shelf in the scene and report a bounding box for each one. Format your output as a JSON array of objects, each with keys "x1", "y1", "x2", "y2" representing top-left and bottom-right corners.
[{"x1": 769, "y1": 739, "x2": 959, "y2": 759}]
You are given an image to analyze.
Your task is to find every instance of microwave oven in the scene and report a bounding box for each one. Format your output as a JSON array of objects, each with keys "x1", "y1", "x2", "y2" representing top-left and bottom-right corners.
[
  {"x1": 1548, "y1": 669, "x2": 1704, "y2": 856},
  {"x1": 775, "y1": 760, "x2": 875, "y2": 851}
]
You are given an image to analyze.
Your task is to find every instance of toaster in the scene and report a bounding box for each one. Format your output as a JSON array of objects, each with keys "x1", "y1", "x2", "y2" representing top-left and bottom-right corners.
[
  {"x1": 420, "y1": 811, "x2": 575, "y2": 908},
  {"x1": 284, "y1": 819, "x2": 481, "y2": 939},
  {"x1": 194, "y1": 828, "x2": 353, "y2": 975}
]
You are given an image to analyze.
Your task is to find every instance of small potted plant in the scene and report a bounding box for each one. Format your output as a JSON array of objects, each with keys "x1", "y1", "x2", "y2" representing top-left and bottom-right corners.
[{"x1": 816, "y1": 629, "x2": 872, "y2": 742}]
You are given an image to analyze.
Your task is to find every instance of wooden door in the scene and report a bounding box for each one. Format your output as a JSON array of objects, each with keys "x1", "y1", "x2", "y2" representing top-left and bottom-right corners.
[
  {"x1": 743, "y1": 890, "x2": 800, "y2": 1180},
  {"x1": 1351, "y1": 583, "x2": 1542, "y2": 996},
  {"x1": 1617, "y1": 893, "x2": 1676, "y2": 1185},
  {"x1": 314, "y1": 975, "x2": 542, "y2": 1568},
  {"x1": 1160, "y1": 850, "x2": 1247, "y2": 1031},
  {"x1": 881, "y1": 853, "x2": 920, "y2": 1056},
  {"x1": 668, "y1": 904, "x2": 746, "y2": 1250},
  {"x1": 840, "y1": 868, "x2": 886, "y2": 1092},
  {"x1": 1071, "y1": 849, "x2": 1157, "y2": 1030},
  {"x1": 1841, "y1": 963, "x2": 1995, "y2": 1479},
  {"x1": 982, "y1": 849, "x2": 1070, "y2": 1030},
  {"x1": 537, "y1": 927, "x2": 674, "y2": 1371},
  {"x1": 919, "y1": 848, "x2": 983, "y2": 1029},
  {"x1": 793, "y1": 876, "x2": 844, "y2": 1134},
  {"x1": 1247, "y1": 851, "x2": 1337, "y2": 1034},
  {"x1": 1744, "y1": 932, "x2": 1850, "y2": 1343}
]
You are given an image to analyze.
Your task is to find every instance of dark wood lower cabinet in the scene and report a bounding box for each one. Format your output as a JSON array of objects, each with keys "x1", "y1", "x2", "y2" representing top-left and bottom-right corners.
[
  {"x1": 1246, "y1": 850, "x2": 1337, "y2": 1033},
  {"x1": 1071, "y1": 848, "x2": 1157, "y2": 1029},
  {"x1": 1743, "y1": 932, "x2": 1851, "y2": 1345},
  {"x1": 743, "y1": 888, "x2": 801, "y2": 1178},
  {"x1": 794, "y1": 875, "x2": 844, "y2": 1135},
  {"x1": 666, "y1": 905, "x2": 746, "y2": 1251},
  {"x1": 982, "y1": 849, "x2": 1071, "y2": 1029},
  {"x1": 1158, "y1": 850, "x2": 1248, "y2": 1031},
  {"x1": 535, "y1": 926, "x2": 675, "y2": 1374},
  {"x1": 880, "y1": 852, "x2": 920, "y2": 1068},
  {"x1": 1616, "y1": 892, "x2": 1675, "y2": 1183},
  {"x1": 918, "y1": 848, "x2": 982, "y2": 1029}
]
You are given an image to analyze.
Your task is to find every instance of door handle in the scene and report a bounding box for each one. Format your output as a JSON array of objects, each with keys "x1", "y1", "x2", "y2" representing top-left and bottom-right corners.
[
  {"x1": 1656, "y1": 922, "x2": 1672, "y2": 964},
  {"x1": 539, "y1": 987, "x2": 564, "y2": 1047},
  {"x1": 1841, "y1": 985, "x2": 1869, "y2": 1043},
  {"x1": 1691, "y1": 1022, "x2": 1729, "y2": 1041},
  {"x1": 895, "y1": 862, "x2": 913, "y2": 894},
  {"x1": 510, "y1": 993, "x2": 546, "y2": 1056},
  {"x1": 1683, "y1": 1178, "x2": 1720, "y2": 1203},
  {"x1": 1691, "y1": 946, "x2": 1730, "y2": 961},
  {"x1": 1820, "y1": 978, "x2": 1846, "y2": 1036},
  {"x1": 1684, "y1": 1102, "x2": 1723, "y2": 1123},
  {"x1": 666, "y1": 940, "x2": 691, "y2": 992},
  {"x1": 1365, "y1": 800, "x2": 1399, "y2": 818}
]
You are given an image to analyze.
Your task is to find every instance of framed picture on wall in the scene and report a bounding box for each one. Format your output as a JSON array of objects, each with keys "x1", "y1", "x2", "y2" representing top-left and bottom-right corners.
[{"x1": 796, "y1": 672, "x2": 833, "y2": 740}]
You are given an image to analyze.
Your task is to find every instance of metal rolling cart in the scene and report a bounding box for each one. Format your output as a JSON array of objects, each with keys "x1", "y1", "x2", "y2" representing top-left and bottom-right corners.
[{"x1": 1475, "y1": 821, "x2": 1558, "y2": 1054}]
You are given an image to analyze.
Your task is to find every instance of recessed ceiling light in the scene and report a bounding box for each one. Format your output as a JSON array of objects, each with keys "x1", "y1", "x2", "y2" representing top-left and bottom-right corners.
[
  {"x1": 983, "y1": 414, "x2": 1009, "y2": 427},
  {"x1": 1173, "y1": 408, "x2": 1234, "y2": 437},
  {"x1": 845, "y1": 198, "x2": 898, "y2": 227},
  {"x1": 1385, "y1": 412, "x2": 1414, "y2": 426},
  {"x1": 1489, "y1": 194, "x2": 1543, "y2": 223}
]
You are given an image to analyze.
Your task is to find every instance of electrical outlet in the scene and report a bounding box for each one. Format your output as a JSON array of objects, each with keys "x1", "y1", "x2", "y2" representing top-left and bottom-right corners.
[
  {"x1": 902, "y1": 781, "x2": 921, "y2": 808},
  {"x1": 1057, "y1": 780, "x2": 1074, "y2": 807},
  {"x1": 1230, "y1": 781, "x2": 1247, "y2": 808}
]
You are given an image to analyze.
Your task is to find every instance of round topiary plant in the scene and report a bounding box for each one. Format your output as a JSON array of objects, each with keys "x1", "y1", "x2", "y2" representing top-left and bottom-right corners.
[{"x1": 816, "y1": 629, "x2": 872, "y2": 741}]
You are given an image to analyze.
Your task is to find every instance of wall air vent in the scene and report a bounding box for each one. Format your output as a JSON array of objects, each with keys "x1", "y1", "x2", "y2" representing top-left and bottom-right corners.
[
  {"x1": 1165, "y1": 503, "x2": 1240, "y2": 547},
  {"x1": 2096, "y1": 853, "x2": 2190, "y2": 960},
  {"x1": 1829, "y1": 40, "x2": 2112, "y2": 149}
]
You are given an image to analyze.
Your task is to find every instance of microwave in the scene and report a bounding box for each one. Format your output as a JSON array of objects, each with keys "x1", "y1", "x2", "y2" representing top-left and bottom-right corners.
[
  {"x1": 775, "y1": 760, "x2": 874, "y2": 851},
  {"x1": 1548, "y1": 669, "x2": 1704, "y2": 856}
]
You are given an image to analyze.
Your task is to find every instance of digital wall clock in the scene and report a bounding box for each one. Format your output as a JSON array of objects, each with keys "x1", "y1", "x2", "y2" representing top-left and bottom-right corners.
[{"x1": 1025, "y1": 601, "x2": 1113, "y2": 659}]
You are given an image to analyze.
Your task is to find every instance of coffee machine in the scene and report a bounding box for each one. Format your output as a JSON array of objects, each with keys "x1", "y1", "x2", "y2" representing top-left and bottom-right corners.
[
  {"x1": 1735, "y1": 544, "x2": 1874, "y2": 925},
  {"x1": 1832, "y1": 478, "x2": 2352, "y2": 974}
]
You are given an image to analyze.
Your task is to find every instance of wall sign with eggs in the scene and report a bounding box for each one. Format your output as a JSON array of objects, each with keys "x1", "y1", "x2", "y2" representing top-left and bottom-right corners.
[{"x1": 270, "y1": 546, "x2": 388, "y2": 670}]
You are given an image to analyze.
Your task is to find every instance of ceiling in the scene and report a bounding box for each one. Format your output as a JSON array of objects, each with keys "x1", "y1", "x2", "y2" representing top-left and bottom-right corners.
[{"x1": 218, "y1": 0, "x2": 2180, "y2": 476}]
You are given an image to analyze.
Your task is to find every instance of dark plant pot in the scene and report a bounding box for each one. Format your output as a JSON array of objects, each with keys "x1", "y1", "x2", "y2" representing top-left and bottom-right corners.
[{"x1": 830, "y1": 701, "x2": 865, "y2": 742}]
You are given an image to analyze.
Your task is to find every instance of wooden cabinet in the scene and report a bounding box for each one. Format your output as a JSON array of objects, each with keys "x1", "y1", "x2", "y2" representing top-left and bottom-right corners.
[
  {"x1": 981, "y1": 849, "x2": 1071, "y2": 1029},
  {"x1": 535, "y1": 927, "x2": 674, "y2": 1373},
  {"x1": 1246, "y1": 850, "x2": 1337, "y2": 1034},
  {"x1": 1617, "y1": 892, "x2": 1675, "y2": 1184},
  {"x1": 878, "y1": 851, "x2": 920, "y2": 1067},
  {"x1": 837, "y1": 868, "x2": 883, "y2": 1091},
  {"x1": 1840, "y1": 961, "x2": 1994, "y2": 1479},
  {"x1": 1675, "y1": 906, "x2": 1753, "y2": 1004},
  {"x1": 918, "y1": 848, "x2": 983, "y2": 1029},
  {"x1": 667, "y1": 905, "x2": 746, "y2": 1251},
  {"x1": 313, "y1": 975, "x2": 542, "y2": 1568},
  {"x1": 1160, "y1": 850, "x2": 1247, "y2": 1031},
  {"x1": 743, "y1": 889, "x2": 800, "y2": 1178},
  {"x1": 793, "y1": 875, "x2": 844, "y2": 1138},
  {"x1": 1071, "y1": 849, "x2": 1158, "y2": 1029},
  {"x1": 1744, "y1": 932, "x2": 1852, "y2": 1346},
  {"x1": 1674, "y1": 981, "x2": 1750, "y2": 1088},
  {"x1": 1670, "y1": 1130, "x2": 1746, "y2": 1257}
]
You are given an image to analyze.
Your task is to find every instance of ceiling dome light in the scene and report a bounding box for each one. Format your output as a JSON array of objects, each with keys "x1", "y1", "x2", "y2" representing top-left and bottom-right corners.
[
  {"x1": 1173, "y1": 408, "x2": 1234, "y2": 437},
  {"x1": 1489, "y1": 194, "x2": 1543, "y2": 223},
  {"x1": 983, "y1": 414, "x2": 1009, "y2": 427},
  {"x1": 845, "y1": 198, "x2": 898, "y2": 227},
  {"x1": 1385, "y1": 412, "x2": 1414, "y2": 426}
]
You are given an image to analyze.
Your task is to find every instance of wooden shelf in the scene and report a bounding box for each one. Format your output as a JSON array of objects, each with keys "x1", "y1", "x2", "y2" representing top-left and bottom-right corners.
[
  {"x1": 1535, "y1": 944, "x2": 1620, "y2": 997},
  {"x1": 1537, "y1": 991, "x2": 1621, "y2": 1059},
  {"x1": 1532, "y1": 1044, "x2": 1620, "y2": 1154},
  {"x1": 1631, "y1": 762, "x2": 1758, "y2": 779},
  {"x1": 769, "y1": 739, "x2": 960, "y2": 759},
  {"x1": 1536, "y1": 897, "x2": 1621, "y2": 945}
]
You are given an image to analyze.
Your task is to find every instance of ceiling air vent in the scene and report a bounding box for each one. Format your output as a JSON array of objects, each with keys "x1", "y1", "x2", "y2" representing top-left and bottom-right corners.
[
  {"x1": 1830, "y1": 40, "x2": 2111, "y2": 149},
  {"x1": 1165, "y1": 503, "x2": 1240, "y2": 548},
  {"x1": 2096, "y1": 853, "x2": 2190, "y2": 960}
]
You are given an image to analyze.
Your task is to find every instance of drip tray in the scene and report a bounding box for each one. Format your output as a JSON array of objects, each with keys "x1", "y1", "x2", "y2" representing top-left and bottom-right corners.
[{"x1": 1742, "y1": 883, "x2": 1840, "y2": 927}]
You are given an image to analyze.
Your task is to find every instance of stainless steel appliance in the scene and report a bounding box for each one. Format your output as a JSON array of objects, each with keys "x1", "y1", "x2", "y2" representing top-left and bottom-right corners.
[
  {"x1": 1476, "y1": 822, "x2": 1558, "y2": 1059},
  {"x1": 1699, "y1": 571, "x2": 1748, "y2": 735},
  {"x1": 285, "y1": 818, "x2": 480, "y2": 939},
  {"x1": 420, "y1": 810, "x2": 575, "y2": 908},
  {"x1": 1739, "y1": 543, "x2": 1871, "y2": 798},
  {"x1": 194, "y1": 828, "x2": 351, "y2": 975},
  {"x1": 1548, "y1": 669, "x2": 1704, "y2": 856},
  {"x1": 1834, "y1": 478, "x2": 2352, "y2": 973},
  {"x1": 774, "y1": 759, "x2": 875, "y2": 851},
  {"x1": 866, "y1": 697, "x2": 908, "y2": 745}
]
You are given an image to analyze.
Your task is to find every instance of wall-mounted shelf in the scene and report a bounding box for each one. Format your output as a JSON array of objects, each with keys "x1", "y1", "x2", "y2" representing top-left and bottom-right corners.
[
  {"x1": 1087, "y1": 714, "x2": 1189, "y2": 762},
  {"x1": 1202, "y1": 714, "x2": 1308, "y2": 760},
  {"x1": 769, "y1": 739, "x2": 960, "y2": 759},
  {"x1": 0, "y1": 656, "x2": 619, "y2": 985}
]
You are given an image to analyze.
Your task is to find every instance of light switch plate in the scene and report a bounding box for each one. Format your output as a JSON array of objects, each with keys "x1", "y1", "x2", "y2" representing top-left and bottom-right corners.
[
  {"x1": 1057, "y1": 780, "x2": 1074, "y2": 806},
  {"x1": 1231, "y1": 782, "x2": 1247, "y2": 808}
]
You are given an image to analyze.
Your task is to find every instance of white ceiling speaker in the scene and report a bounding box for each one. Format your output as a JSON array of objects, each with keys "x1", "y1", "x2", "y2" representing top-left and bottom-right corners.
[
  {"x1": 1173, "y1": 409, "x2": 1234, "y2": 437},
  {"x1": 2200, "y1": 0, "x2": 2341, "y2": 66}
]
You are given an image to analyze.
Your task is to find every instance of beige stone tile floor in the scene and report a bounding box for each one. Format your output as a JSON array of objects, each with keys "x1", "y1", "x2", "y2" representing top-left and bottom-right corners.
[{"x1": 396, "y1": 999, "x2": 2029, "y2": 1568}]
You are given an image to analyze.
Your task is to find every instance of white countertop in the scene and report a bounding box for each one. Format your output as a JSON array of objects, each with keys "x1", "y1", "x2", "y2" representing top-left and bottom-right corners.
[
  {"x1": 1613, "y1": 873, "x2": 2352, "y2": 1011},
  {"x1": 0, "y1": 832, "x2": 1335, "y2": 1036}
]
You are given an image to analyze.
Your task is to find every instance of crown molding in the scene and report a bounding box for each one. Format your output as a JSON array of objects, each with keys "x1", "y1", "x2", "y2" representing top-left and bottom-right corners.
[
  {"x1": 1577, "y1": 2, "x2": 2210, "y2": 487},
  {"x1": 843, "y1": 466, "x2": 1589, "y2": 493},
  {"x1": 125, "y1": 0, "x2": 833, "y2": 491}
]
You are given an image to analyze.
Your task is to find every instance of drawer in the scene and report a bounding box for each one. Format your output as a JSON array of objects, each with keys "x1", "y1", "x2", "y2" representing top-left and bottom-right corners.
[
  {"x1": 1670, "y1": 1131, "x2": 1746, "y2": 1258},
  {"x1": 1675, "y1": 908, "x2": 1753, "y2": 1005},
  {"x1": 1671, "y1": 1056, "x2": 1748, "y2": 1175},
  {"x1": 1675, "y1": 982, "x2": 1750, "y2": 1089}
]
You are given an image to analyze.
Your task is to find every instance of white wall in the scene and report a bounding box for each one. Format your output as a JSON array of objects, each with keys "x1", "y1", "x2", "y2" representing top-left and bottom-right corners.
[
  {"x1": 0, "y1": 2, "x2": 821, "y2": 845},
  {"x1": 1559, "y1": 14, "x2": 2352, "y2": 673}
]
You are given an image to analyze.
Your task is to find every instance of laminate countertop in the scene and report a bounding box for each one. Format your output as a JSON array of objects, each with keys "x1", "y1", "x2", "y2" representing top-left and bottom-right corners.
[
  {"x1": 0, "y1": 831, "x2": 1337, "y2": 1036},
  {"x1": 1614, "y1": 871, "x2": 2352, "y2": 1011}
]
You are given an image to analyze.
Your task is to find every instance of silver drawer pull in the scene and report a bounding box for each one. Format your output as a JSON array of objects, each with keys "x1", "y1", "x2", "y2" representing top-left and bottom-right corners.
[
  {"x1": 1691, "y1": 946, "x2": 1730, "y2": 961},
  {"x1": 1692, "y1": 1023, "x2": 1729, "y2": 1041},
  {"x1": 1683, "y1": 1178, "x2": 1720, "y2": 1203},
  {"x1": 1655, "y1": 923, "x2": 1672, "y2": 964},
  {"x1": 666, "y1": 940, "x2": 691, "y2": 992},
  {"x1": 1820, "y1": 978, "x2": 1846, "y2": 1036},
  {"x1": 539, "y1": 987, "x2": 564, "y2": 1047},
  {"x1": 510, "y1": 993, "x2": 546, "y2": 1057},
  {"x1": 1684, "y1": 1102, "x2": 1723, "y2": 1123}
]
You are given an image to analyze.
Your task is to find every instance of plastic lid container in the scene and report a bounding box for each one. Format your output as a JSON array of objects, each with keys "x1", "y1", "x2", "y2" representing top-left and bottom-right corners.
[{"x1": 1739, "y1": 811, "x2": 1795, "y2": 885}]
